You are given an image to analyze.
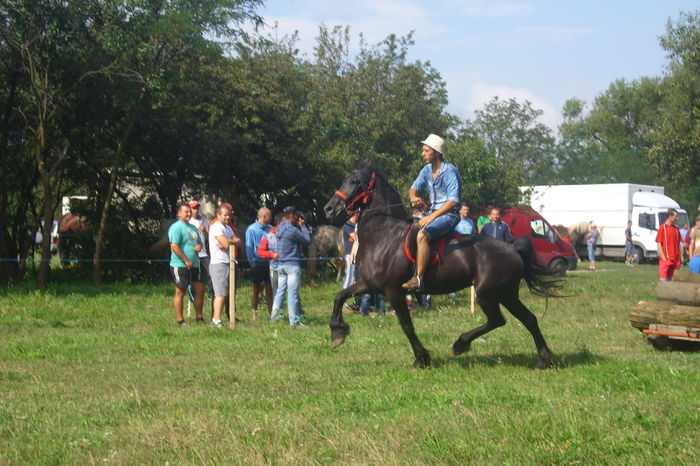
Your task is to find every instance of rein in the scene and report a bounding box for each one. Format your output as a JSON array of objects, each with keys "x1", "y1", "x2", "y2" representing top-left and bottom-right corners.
[{"x1": 335, "y1": 171, "x2": 377, "y2": 212}]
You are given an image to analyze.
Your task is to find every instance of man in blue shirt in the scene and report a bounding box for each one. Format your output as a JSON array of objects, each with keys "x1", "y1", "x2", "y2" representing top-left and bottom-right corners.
[
  {"x1": 246, "y1": 207, "x2": 272, "y2": 318},
  {"x1": 480, "y1": 207, "x2": 512, "y2": 242},
  {"x1": 455, "y1": 203, "x2": 476, "y2": 235},
  {"x1": 271, "y1": 206, "x2": 311, "y2": 326},
  {"x1": 403, "y1": 134, "x2": 461, "y2": 292}
]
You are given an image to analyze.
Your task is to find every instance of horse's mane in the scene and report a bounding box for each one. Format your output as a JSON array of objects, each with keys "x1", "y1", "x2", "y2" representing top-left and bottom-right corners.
[{"x1": 356, "y1": 160, "x2": 409, "y2": 221}]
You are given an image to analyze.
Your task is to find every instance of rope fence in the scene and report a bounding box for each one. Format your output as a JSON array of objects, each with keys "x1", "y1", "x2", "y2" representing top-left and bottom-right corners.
[{"x1": 0, "y1": 256, "x2": 344, "y2": 264}]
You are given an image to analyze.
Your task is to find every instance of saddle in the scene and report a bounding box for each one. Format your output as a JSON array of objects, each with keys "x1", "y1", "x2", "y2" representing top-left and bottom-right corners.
[{"x1": 403, "y1": 224, "x2": 462, "y2": 266}]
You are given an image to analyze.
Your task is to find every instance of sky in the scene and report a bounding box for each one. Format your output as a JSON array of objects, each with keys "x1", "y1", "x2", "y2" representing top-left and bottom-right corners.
[{"x1": 255, "y1": 0, "x2": 698, "y2": 129}]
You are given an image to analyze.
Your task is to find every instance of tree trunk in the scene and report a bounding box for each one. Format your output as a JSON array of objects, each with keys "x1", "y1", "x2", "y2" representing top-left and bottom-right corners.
[
  {"x1": 656, "y1": 280, "x2": 700, "y2": 305},
  {"x1": 92, "y1": 90, "x2": 145, "y2": 283},
  {"x1": 630, "y1": 300, "x2": 700, "y2": 330},
  {"x1": 36, "y1": 177, "x2": 54, "y2": 290}
]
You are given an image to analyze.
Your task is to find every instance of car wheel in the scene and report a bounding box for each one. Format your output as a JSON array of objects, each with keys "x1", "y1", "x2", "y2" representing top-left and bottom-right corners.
[
  {"x1": 548, "y1": 258, "x2": 567, "y2": 277},
  {"x1": 632, "y1": 246, "x2": 644, "y2": 264}
]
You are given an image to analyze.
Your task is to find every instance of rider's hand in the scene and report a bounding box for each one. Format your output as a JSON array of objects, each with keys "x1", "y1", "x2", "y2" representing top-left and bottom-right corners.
[
  {"x1": 418, "y1": 213, "x2": 435, "y2": 229},
  {"x1": 185, "y1": 259, "x2": 193, "y2": 270}
]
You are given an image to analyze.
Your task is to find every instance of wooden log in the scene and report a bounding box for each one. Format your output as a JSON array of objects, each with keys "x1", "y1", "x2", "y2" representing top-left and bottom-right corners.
[
  {"x1": 630, "y1": 301, "x2": 700, "y2": 330},
  {"x1": 672, "y1": 269, "x2": 700, "y2": 283},
  {"x1": 656, "y1": 280, "x2": 700, "y2": 305}
]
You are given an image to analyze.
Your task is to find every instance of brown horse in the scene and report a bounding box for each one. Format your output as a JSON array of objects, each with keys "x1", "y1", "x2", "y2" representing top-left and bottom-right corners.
[{"x1": 323, "y1": 161, "x2": 557, "y2": 369}]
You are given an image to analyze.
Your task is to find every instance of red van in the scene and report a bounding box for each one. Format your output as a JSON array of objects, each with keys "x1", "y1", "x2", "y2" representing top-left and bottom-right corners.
[{"x1": 500, "y1": 206, "x2": 577, "y2": 276}]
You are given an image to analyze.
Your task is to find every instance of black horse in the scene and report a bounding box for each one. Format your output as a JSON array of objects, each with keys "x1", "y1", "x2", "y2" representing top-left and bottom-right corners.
[{"x1": 323, "y1": 161, "x2": 557, "y2": 369}]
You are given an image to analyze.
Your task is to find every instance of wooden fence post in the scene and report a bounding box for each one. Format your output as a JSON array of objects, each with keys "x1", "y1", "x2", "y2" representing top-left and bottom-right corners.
[
  {"x1": 470, "y1": 285, "x2": 475, "y2": 314},
  {"x1": 229, "y1": 246, "x2": 236, "y2": 329}
]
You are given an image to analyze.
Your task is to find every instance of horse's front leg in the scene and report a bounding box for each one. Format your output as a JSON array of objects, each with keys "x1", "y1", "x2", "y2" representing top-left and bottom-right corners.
[
  {"x1": 330, "y1": 280, "x2": 369, "y2": 348},
  {"x1": 385, "y1": 287, "x2": 431, "y2": 368}
]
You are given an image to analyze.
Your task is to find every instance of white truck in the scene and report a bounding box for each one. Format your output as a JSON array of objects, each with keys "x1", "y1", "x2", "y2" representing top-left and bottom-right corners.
[{"x1": 521, "y1": 183, "x2": 689, "y2": 262}]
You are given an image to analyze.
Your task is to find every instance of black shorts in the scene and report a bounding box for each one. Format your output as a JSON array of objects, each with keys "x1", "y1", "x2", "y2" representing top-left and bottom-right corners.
[
  {"x1": 251, "y1": 264, "x2": 271, "y2": 285},
  {"x1": 170, "y1": 266, "x2": 204, "y2": 289}
]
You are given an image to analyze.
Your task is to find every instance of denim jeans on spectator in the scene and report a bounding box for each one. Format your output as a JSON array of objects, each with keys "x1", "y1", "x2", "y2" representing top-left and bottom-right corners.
[
  {"x1": 273, "y1": 264, "x2": 302, "y2": 325},
  {"x1": 360, "y1": 293, "x2": 385, "y2": 316}
]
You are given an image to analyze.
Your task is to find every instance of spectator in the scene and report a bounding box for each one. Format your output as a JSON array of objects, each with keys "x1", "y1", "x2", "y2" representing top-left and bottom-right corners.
[
  {"x1": 189, "y1": 199, "x2": 211, "y2": 306},
  {"x1": 208, "y1": 204, "x2": 241, "y2": 327},
  {"x1": 342, "y1": 211, "x2": 361, "y2": 311},
  {"x1": 586, "y1": 223, "x2": 599, "y2": 271},
  {"x1": 270, "y1": 206, "x2": 311, "y2": 327},
  {"x1": 480, "y1": 207, "x2": 512, "y2": 242},
  {"x1": 680, "y1": 222, "x2": 689, "y2": 263},
  {"x1": 656, "y1": 208, "x2": 682, "y2": 281},
  {"x1": 168, "y1": 204, "x2": 205, "y2": 327},
  {"x1": 246, "y1": 207, "x2": 273, "y2": 317},
  {"x1": 624, "y1": 220, "x2": 634, "y2": 266},
  {"x1": 257, "y1": 212, "x2": 283, "y2": 299},
  {"x1": 476, "y1": 211, "x2": 490, "y2": 233},
  {"x1": 688, "y1": 216, "x2": 700, "y2": 274},
  {"x1": 455, "y1": 202, "x2": 475, "y2": 235}
]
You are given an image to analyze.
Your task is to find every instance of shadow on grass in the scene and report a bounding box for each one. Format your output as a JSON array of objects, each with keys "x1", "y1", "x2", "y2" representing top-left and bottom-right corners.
[{"x1": 432, "y1": 346, "x2": 604, "y2": 370}]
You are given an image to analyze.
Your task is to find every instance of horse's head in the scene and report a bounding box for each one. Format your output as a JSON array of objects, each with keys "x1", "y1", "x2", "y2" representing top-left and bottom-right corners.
[{"x1": 324, "y1": 161, "x2": 377, "y2": 222}]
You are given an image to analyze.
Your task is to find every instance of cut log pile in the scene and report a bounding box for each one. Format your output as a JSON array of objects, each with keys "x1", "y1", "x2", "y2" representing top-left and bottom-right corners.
[{"x1": 630, "y1": 270, "x2": 700, "y2": 349}]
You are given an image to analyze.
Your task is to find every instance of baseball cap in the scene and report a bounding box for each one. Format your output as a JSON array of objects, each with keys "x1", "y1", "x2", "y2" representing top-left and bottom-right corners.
[
  {"x1": 188, "y1": 200, "x2": 200, "y2": 208},
  {"x1": 282, "y1": 206, "x2": 297, "y2": 215}
]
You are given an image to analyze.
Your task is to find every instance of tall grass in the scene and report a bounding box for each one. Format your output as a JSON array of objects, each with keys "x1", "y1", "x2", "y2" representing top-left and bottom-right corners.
[{"x1": 1, "y1": 262, "x2": 698, "y2": 464}]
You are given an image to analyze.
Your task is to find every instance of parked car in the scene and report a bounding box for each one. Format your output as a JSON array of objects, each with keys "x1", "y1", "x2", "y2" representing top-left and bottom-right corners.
[{"x1": 500, "y1": 206, "x2": 577, "y2": 276}]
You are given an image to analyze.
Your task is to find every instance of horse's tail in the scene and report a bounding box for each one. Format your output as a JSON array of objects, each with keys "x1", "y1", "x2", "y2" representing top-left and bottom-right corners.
[{"x1": 512, "y1": 236, "x2": 562, "y2": 298}]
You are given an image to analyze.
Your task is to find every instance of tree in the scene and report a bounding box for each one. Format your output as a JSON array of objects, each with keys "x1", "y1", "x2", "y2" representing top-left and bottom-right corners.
[
  {"x1": 556, "y1": 78, "x2": 663, "y2": 185},
  {"x1": 650, "y1": 11, "x2": 700, "y2": 208},
  {"x1": 470, "y1": 97, "x2": 556, "y2": 185}
]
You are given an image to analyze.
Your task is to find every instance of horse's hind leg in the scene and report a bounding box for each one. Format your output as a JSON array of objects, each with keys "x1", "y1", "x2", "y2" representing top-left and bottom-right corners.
[
  {"x1": 385, "y1": 288, "x2": 431, "y2": 369},
  {"x1": 501, "y1": 293, "x2": 554, "y2": 370},
  {"x1": 452, "y1": 294, "x2": 505, "y2": 357}
]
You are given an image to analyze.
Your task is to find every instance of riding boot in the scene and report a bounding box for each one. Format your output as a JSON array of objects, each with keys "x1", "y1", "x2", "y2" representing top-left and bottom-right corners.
[{"x1": 402, "y1": 276, "x2": 425, "y2": 292}]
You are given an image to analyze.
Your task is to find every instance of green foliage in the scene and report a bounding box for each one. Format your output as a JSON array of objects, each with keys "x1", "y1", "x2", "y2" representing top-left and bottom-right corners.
[{"x1": 469, "y1": 97, "x2": 556, "y2": 185}]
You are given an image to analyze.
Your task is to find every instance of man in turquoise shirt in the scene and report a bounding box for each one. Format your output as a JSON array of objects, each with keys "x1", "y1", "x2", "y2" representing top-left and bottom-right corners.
[{"x1": 168, "y1": 204, "x2": 205, "y2": 327}]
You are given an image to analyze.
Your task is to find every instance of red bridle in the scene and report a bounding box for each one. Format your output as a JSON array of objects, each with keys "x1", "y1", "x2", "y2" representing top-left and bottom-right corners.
[{"x1": 334, "y1": 171, "x2": 376, "y2": 212}]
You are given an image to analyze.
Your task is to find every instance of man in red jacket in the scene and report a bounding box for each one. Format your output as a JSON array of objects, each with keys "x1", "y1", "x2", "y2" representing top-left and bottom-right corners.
[{"x1": 656, "y1": 208, "x2": 682, "y2": 281}]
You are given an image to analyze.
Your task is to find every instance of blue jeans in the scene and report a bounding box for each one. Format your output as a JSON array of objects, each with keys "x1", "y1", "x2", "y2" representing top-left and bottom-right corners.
[
  {"x1": 587, "y1": 243, "x2": 596, "y2": 262},
  {"x1": 273, "y1": 264, "x2": 302, "y2": 325},
  {"x1": 360, "y1": 293, "x2": 385, "y2": 315}
]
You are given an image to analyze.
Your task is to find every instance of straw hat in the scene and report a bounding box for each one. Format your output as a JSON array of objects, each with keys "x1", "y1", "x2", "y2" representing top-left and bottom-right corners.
[{"x1": 421, "y1": 134, "x2": 445, "y2": 154}]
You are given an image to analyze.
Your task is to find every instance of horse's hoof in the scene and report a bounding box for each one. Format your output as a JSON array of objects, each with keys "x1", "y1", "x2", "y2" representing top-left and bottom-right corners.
[
  {"x1": 452, "y1": 342, "x2": 470, "y2": 357},
  {"x1": 534, "y1": 355, "x2": 555, "y2": 370},
  {"x1": 331, "y1": 337, "x2": 345, "y2": 349},
  {"x1": 413, "y1": 353, "x2": 431, "y2": 369}
]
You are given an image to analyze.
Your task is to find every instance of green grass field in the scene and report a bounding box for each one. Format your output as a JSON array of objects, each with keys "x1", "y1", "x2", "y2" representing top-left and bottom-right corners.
[{"x1": 1, "y1": 262, "x2": 699, "y2": 464}]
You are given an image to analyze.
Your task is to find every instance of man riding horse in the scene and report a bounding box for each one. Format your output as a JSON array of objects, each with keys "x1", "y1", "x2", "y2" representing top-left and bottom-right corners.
[{"x1": 402, "y1": 134, "x2": 461, "y2": 292}]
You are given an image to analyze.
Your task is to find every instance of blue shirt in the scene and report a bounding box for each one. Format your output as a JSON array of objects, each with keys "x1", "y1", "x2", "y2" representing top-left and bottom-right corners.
[
  {"x1": 481, "y1": 221, "x2": 512, "y2": 242},
  {"x1": 168, "y1": 220, "x2": 201, "y2": 268},
  {"x1": 342, "y1": 220, "x2": 356, "y2": 254},
  {"x1": 245, "y1": 221, "x2": 271, "y2": 267},
  {"x1": 276, "y1": 221, "x2": 311, "y2": 266},
  {"x1": 455, "y1": 217, "x2": 476, "y2": 235},
  {"x1": 410, "y1": 161, "x2": 461, "y2": 214}
]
